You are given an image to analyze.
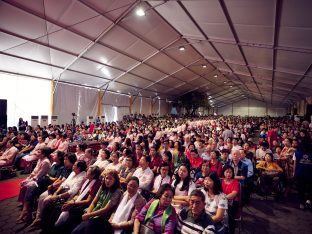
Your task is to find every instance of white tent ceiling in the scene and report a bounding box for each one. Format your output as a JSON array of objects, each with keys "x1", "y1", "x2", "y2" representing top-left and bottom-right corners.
[{"x1": 0, "y1": 0, "x2": 311, "y2": 108}]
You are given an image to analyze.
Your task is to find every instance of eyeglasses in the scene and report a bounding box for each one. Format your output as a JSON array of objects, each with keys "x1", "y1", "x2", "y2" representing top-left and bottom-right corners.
[{"x1": 126, "y1": 159, "x2": 133, "y2": 161}]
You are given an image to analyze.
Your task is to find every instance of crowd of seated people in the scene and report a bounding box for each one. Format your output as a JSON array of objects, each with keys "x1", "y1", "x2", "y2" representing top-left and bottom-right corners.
[{"x1": 0, "y1": 114, "x2": 311, "y2": 233}]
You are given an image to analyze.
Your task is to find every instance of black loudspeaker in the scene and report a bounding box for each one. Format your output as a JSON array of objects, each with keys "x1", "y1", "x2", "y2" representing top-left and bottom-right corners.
[
  {"x1": 0, "y1": 99, "x2": 7, "y2": 129},
  {"x1": 306, "y1": 104, "x2": 312, "y2": 121}
]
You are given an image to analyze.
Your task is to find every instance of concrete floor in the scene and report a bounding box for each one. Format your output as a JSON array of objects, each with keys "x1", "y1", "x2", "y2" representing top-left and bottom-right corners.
[{"x1": 0, "y1": 191, "x2": 311, "y2": 234}]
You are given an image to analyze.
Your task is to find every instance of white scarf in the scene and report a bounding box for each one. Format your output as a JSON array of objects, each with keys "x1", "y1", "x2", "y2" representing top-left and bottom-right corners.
[
  {"x1": 111, "y1": 191, "x2": 138, "y2": 234},
  {"x1": 55, "y1": 179, "x2": 96, "y2": 227},
  {"x1": 76, "y1": 179, "x2": 96, "y2": 201}
]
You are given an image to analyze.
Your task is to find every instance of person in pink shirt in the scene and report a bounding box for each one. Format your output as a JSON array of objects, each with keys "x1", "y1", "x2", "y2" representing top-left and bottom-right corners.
[
  {"x1": 0, "y1": 140, "x2": 19, "y2": 166},
  {"x1": 20, "y1": 136, "x2": 46, "y2": 166},
  {"x1": 17, "y1": 147, "x2": 52, "y2": 223}
]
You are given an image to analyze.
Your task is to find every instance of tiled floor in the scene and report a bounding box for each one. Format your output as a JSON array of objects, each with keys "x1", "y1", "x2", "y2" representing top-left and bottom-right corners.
[{"x1": 0, "y1": 191, "x2": 311, "y2": 234}]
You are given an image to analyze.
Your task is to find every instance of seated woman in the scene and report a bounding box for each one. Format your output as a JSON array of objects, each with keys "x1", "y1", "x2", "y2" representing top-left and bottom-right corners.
[
  {"x1": 158, "y1": 151, "x2": 174, "y2": 174},
  {"x1": 106, "y1": 151, "x2": 121, "y2": 172},
  {"x1": 37, "y1": 151, "x2": 65, "y2": 193},
  {"x1": 50, "y1": 133, "x2": 69, "y2": 157},
  {"x1": 93, "y1": 149, "x2": 110, "y2": 171},
  {"x1": 83, "y1": 148, "x2": 96, "y2": 168},
  {"x1": 221, "y1": 165, "x2": 240, "y2": 234},
  {"x1": 16, "y1": 147, "x2": 52, "y2": 224},
  {"x1": 118, "y1": 147, "x2": 132, "y2": 167},
  {"x1": 71, "y1": 169, "x2": 122, "y2": 234},
  {"x1": 52, "y1": 165, "x2": 102, "y2": 233},
  {"x1": 46, "y1": 133, "x2": 57, "y2": 149},
  {"x1": 133, "y1": 183, "x2": 177, "y2": 234},
  {"x1": 47, "y1": 153, "x2": 76, "y2": 193},
  {"x1": 119, "y1": 155, "x2": 137, "y2": 191},
  {"x1": 13, "y1": 133, "x2": 37, "y2": 169},
  {"x1": 20, "y1": 135, "x2": 46, "y2": 172},
  {"x1": 256, "y1": 153, "x2": 283, "y2": 196},
  {"x1": 171, "y1": 163, "x2": 196, "y2": 212},
  {"x1": 29, "y1": 160, "x2": 87, "y2": 227},
  {"x1": 201, "y1": 172, "x2": 228, "y2": 234},
  {"x1": 194, "y1": 160, "x2": 210, "y2": 186},
  {"x1": 75, "y1": 143, "x2": 87, "y2": 161},
  {"x1": 109, "y1": 176, "x2": 146, "y2": 234},
  {"x1": 24, "y1": 150, "x2": 65, "y2": 215},
  {"x1": 0, "y1": 140, "x2": 19, "y2": 167},
  {"x1": 208, "y1": 150, "x2": 222, "y2": 177}
]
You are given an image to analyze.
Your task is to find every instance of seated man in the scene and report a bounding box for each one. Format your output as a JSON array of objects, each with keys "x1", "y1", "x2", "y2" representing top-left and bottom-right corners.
[
  {"x1": 109, "y1": 176, "x2": 146, "y2": 234},
  {"x1": 177, "y1": 189, "x2": 215, "y2": 234},
  {"x1": 133, "y1": 155, "x2": 154, "y2": 192}
]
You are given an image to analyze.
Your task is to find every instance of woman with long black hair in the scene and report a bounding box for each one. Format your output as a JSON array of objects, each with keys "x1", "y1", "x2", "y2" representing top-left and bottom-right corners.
[{"x1": 202, "y1": 172, "x2": 228, "y2": 234}]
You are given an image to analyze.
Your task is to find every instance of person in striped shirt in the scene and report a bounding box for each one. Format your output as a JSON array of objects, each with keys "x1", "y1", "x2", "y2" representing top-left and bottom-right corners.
[{"x1": 177, "y1": 189, "x2": 215, "y2": 234}]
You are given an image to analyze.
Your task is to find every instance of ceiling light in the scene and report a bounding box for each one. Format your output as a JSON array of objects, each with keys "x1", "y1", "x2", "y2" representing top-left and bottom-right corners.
[
  {"x1": 117, "y1": 90, "x2": 120, "y2": 93},
  {"x1": 208, "y1": 96, "x2": 212, "y2": 99},
  {"x1": 202, "y1": 65, "x2": 207, "y2": 68},
  {"x1": 101, "y1": 67, "x2": 111, "y2": 77},
  {"x1": 223, "y1": 81, "x2": 227, "y2": 84},
  {"x1": 179, "y1": 46, "x2": 185, "y2": 51},
  {"x1": 214, "y1": 75, "x2": 218, "y2": 78},
  {"x1": 136, "y1": 8, "x2": 145, "y2": 16},
  {"x1": 230, "y1": 85, "x2": 233, "y2": 88}
]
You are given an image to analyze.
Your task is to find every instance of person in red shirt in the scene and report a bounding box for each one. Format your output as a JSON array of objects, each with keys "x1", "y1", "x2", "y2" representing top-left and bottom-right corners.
[
  {"x1": 268, "y1": 126, "x2": 279, "y2": 148},
  {"x1": 222, "y1": 165, "x2": 240, "y2": 234},
  {"x1": 187, "y1": 149, "x2": 203, "y2": 170},
  {"x1": 209, "y1": 150, "x2": 222, "y2": 177},
  {"x1": 158, "y1": 151, "x2": 174, "y2": 174},
  {"x1": 149, "y1": 146, "x2": 161, "y2": 174}
]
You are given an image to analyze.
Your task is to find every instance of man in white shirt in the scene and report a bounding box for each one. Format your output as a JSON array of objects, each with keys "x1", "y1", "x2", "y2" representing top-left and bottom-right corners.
[
  {"x1": 255, "y1": 141, "x2": 272, "y2": 161},
  {"x1": 133, "y1": 155, "x2": 154, "y2": 191},
  {"x1": 152, "y1": 162, "x2": 171, "y2": 193}
]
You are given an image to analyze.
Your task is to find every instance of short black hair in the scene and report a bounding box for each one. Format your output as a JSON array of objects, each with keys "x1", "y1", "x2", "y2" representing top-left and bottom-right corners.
[
  {"x1": 41, "y1": 147, "x2": 52, "y2": 157},
  {"x1": 163, "y1": 151, "x2": 172, "y2": 161},
  {"x1": 222, "y1": 164, "x2": 235, "y2": 179},
  {"x1": 155, "y1": 183, "x2": 175, "y2": 199},
  {"x1": 190, "y1": 189, "x2": 206, "y2": 202},
  {"x1": 66, "y1": 153, "x2": 77, "y2": 165},
  {"x1": 128, "y1": 176, "x2": 139, "y2": 186},
  {"x1": 76, "y1": 160, "x2": 87, "y2": 172},
  {"x1": 142, "y1": 155, "x2": 151, "y2": 164}
]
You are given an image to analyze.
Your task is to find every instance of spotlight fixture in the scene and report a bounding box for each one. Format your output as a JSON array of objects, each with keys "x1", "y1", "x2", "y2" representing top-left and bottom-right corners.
[
  {"x1": 214, "y1": 75, "x2": 218, "y2": 78},
  {"x1": 230, "y1": 85, "x2": 233, "y2": 88},
  {"x1": 202, "y1": 65, "x2": 207, "y2": 68},
  {"x1": 223, "y1": 81, "x2": 227, "y2": 84},
  {"x1": 136, "y1": 7, "x2": 145, "y2": 16},
  {"x1": 179, "y1": 46, "x2": 185, "y2": 51}
]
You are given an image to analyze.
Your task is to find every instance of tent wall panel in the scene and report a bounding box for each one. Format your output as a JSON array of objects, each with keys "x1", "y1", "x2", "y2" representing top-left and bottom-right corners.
[
  {"x1": 53, "y1": 83, "x2": 98, "y2": 124},
  {"x1": 218, "y1": 99, "x2": 287, "y2": 117}
]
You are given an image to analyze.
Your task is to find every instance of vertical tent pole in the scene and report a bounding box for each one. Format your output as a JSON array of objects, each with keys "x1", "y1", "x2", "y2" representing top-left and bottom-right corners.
[{"x1": 97, "y1": 90, "x2": 102, "y2": 117}]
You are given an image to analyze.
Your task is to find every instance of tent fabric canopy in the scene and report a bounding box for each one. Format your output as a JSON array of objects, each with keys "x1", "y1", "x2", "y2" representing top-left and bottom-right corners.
[{"x1": 0, "y1": 0, "x2": 311, "y2": 108}]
